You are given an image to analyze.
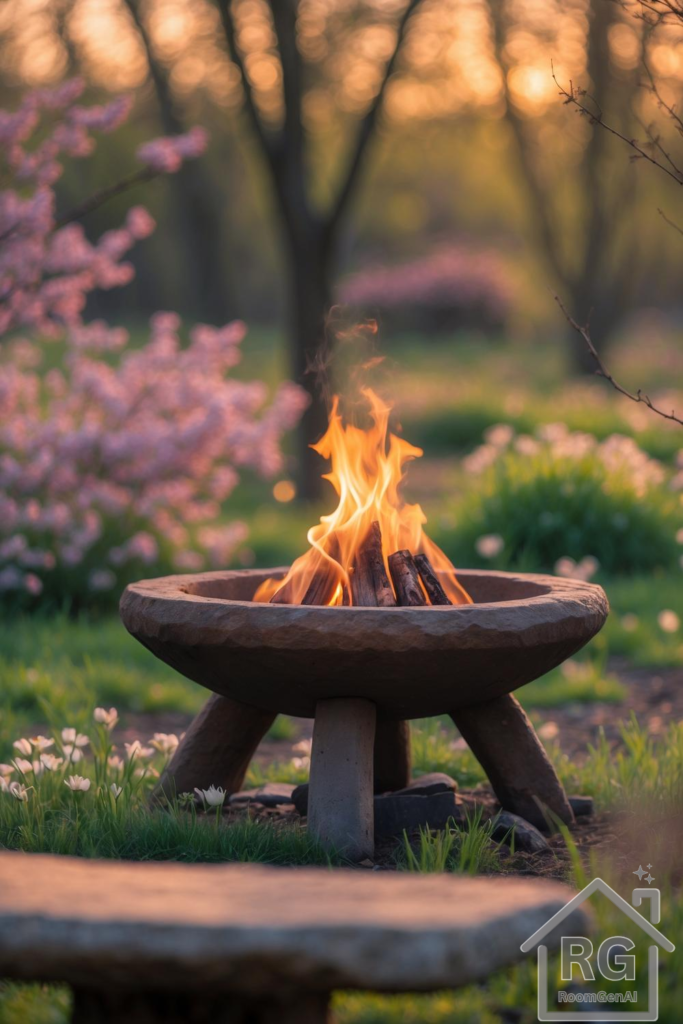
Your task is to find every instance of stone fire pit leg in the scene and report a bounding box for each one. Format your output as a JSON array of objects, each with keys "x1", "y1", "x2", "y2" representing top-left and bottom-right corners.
[
  {"x1": 154, "y1": 693, "x2": 276, "y2": 801},
  {"x1": 374, "y1": 719, "x2": 411, "y2": 793},
  {"x1": 308, "y1": 698, "x2": 376, "y2": 861},
  {"x1": 450, "y1": 694, "x2": 574, "y2": 831}
]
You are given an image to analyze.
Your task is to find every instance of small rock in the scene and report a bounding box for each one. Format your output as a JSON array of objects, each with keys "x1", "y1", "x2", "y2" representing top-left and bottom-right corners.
[
  {"x1": 390, "y1": 772, "x2": 459, "y2": 797},
  {"x1": 492, "y1": 812, "x2": 550, "y2": 855},
  {"x1": 291, "y1": 783, "x2": 309, "y2": 815},
  {"x1": 229, "y1": 782, "x2": 296, "y2": 807},
  {"x1": 568, "y1": 795, "x2": 594, "y2": 818},
  {"x1": 291, "y1": 785, "x2": 463, "y2": 837},
  {"x1": 375, "y1": 791, "x2": 464, "y2": 839}
]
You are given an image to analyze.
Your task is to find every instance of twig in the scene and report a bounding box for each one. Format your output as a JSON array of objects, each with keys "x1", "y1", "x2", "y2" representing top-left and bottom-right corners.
[
  {"x1": 554, "y1": 294, "x2": 683, "y2": 426},
  {"x1": 658, "y1": 207, "x2": 683, "y2": 237},
  {"x1": 551, "y1": 63, "x2": 683, "y2": 186},
  {"x1": 55, "y1": 167, "x2": 158, "y2": 227}
]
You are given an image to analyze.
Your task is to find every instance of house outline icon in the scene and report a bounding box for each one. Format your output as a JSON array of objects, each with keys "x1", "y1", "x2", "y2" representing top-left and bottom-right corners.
[{"x1": 520, "y1": 877, "x2": 675, "y2": 1022}]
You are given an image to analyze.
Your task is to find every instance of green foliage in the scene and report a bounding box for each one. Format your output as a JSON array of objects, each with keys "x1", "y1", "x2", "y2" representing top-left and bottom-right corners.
[
  {"x1": 0, "y1": 984, "x2": 70, "y2": 1024},
  {"x1": 554, "y1": 714, "x2": 683, "y2": 807},
  {"x1": 398, "y1": 809, "x2": 508, "y2": 875},
  {"x1": 450, "y1": 434, "x2": 680, "y2": 574}
]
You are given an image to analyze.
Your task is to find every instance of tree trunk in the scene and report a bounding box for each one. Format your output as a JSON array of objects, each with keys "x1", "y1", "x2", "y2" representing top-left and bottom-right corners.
[{"x1": 288, "y1": 227, "x2": 334, "y2": 502}]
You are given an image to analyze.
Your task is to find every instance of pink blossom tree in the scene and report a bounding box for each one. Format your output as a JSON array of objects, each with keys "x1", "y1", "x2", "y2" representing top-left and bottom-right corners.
[{"x1": 0, "y1": 80, "x2": 308, "y2": 607}]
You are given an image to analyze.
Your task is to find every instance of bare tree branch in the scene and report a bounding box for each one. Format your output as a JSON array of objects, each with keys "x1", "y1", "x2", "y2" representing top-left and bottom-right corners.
[
  {"x1": 658, "y1": 206, "x2": 683, "y2": 236},
  {"x1": 327, "y1": 0, "x2": 423, "y2": 234},
  {"x1": 56, "y1": 167, "x2": 157, "y2": 227},
  {"x1": 555, "y1": 294, "x2": 683, "y2": 425},
  {"x1": 552, "y1": 63, "x2": 683, "y2": 186},
  {"x1": 216, "y1": 0, "x2": 278, "y2": 167}
]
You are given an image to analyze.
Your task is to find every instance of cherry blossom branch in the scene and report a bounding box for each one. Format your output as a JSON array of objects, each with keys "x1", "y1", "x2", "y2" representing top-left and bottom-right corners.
[
  {"x1": 55, "y1": 166, "x2": 157, "y2": 227},
  {"x1": 554, "y1": 294, "x2": 683, "y2": 426}
]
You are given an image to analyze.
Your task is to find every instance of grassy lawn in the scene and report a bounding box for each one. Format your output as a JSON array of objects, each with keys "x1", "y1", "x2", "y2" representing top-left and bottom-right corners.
[{"x1": 1, "y1": 329, "x2": 681, "y2": 1023}]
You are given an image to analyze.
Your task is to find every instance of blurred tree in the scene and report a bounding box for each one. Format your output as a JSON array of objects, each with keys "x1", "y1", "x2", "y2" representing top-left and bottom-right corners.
[
  {"x1": 122, "y1": 0, "x2": 235, "y2": 322},
  {"x1": 216, "y1": 0, "x2": 423, "y2": 500},
  {"x1": 489, "y1": 0, "x2": 642, "y2": 372}
]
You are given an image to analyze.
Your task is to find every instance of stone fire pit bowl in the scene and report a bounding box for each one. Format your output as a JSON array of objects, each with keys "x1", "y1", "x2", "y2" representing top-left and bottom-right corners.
[{"x1": 121, "y1": 568, "x2": 608, "y2": 859}]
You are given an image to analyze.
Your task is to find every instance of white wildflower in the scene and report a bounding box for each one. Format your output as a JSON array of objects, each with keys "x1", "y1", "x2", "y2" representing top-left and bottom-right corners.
[
  {"x1": 9, "y1": 781, "x2": 29, "y2": 801},
  {"x1": 125, "y1": 740, "x2": 154, "y2": 761},
  {"x1": 40, "y1": 753, "x2": 64, "y2": 772},
  {"x1": 194, "y1": 785, "x2": 226, "y2": 808},
  {"x1": 61, "y1": 728, "x2": 90, "y2": 748},
  {"x1": 62, "y1": 745, "x2": 83, "y2": 763},
  {"x1": 64, "y1": 775, "x2": 91, "y2": 792},
  {"x1": 475, "y1": 534, "x2": 504, "y2": 559},
  {"x1": 149, "y1": 733, "x2": 179, "y2": 755},
  {"x1": 0, "y1": 764, "x2": 14, "y2": 778},
  {"x1": 94, "y1": 707, "x2": 119, "y2": 730},
  {"x1": 13, "y1": 758, "x2": 33, "y2": 775},
  {"x1": 658, "y1": 609, "x2": 680, "y2": 634},
  {"x1": 29, "y1": 735, "x2": 54, "y2": 752},
  {"x1": 108, "y1": 755, "x2": 124, "y2": 771},
  {"x1": 554, "y1": 556, "x2": 577, "y2": 579},
  {"x1": 12, "y1": 738, "x2": 32, "y2": 756},
  {"x1": 110, "y1": 783, "x2": 123, "y2": 799},
  {"x1": 484, "y1": 423, "x2": 514, "y2": 447}
]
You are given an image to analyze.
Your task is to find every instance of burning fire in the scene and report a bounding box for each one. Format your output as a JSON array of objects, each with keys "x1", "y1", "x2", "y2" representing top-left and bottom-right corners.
[{"x1": 254, "y1": 388, "x2": 472, "y2": 607}]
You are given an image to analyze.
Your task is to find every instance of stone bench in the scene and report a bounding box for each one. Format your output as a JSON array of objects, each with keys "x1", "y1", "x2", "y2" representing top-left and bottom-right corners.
[{"x1": 0, "y1": 852, "x2": 588, "y2": 1023}]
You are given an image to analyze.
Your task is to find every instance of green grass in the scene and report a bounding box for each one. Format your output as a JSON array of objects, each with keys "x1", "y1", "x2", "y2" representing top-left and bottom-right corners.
[{"x1": 398, "y1": 808, "x2": 509, "y2": 875}]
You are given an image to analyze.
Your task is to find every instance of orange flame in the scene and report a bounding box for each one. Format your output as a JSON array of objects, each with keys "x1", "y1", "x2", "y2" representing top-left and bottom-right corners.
[{"x1": 254, "y1": 388, "x2": 472, "y2": 606}]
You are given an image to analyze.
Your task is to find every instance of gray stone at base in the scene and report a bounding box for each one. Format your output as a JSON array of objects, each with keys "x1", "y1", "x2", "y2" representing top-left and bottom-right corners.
[
  {"x1": 229, "y1": 783, "x2": 296, "y2": 807},
  {"x1": 568, "y1": 795, "x2": 594, "y2": 818},
  {"x1": 492, "y1": 812, "x2": 550, "y2": 855},
  {"x1": 0, "y1": 851, "x2": 590, "y2": 994},
  {"x1": 374, "y1": 791, "x2": 464, "y2": 838},
  {"x1": 391, "y1": 772, "x2": 459, "y2": 796}
]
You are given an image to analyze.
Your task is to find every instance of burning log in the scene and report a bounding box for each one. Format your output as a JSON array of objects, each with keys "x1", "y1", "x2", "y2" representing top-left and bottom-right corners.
[
  {"x1": 414, "y1": 554, "x2": 452, "y2": 606},
  {"x1": 350, "y1": 521, "x2": 396, "y2": 608},
  {"x1": 387, "y1": 551, "x2": 426, "y2": 607}
]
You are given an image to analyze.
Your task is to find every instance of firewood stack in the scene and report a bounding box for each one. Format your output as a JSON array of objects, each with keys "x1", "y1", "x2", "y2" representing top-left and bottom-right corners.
[{"x1": 271, "y1": 520, "x2": 452, "y2": 608}]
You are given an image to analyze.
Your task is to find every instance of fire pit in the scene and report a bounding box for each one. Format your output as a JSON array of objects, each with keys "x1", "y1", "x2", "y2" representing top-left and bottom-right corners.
[
  {"x1": 121, "y1": 388, "x2": 608, "y2": 858},
  {"x1": 121, "y1": 566, "x2": 608, "y2": 858}
]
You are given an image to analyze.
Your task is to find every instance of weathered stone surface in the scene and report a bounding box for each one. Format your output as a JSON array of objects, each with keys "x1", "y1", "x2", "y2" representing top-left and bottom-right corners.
[
  {"x1": 229, "y1": 783, "x2": 296, "y2": 807},
  {"x1": 374, "y1": 791, "x2": 463, "y2": 838},
  {"x1": 568, "y1": 795, "x2": 594, "y2": 818},
  {"x1": 451, "y1": 695, "x2": 574, "y2": 831},
  {"x1": 120, "y1": 569, "x2": 609, "y2": 721},
  {"x1": 308, "y1": 698, "x2": 376, "y2": 861},
  {"x1": 393, "y1": 772, "x2": 459, "y2": 796},
  {"x1": 492, "y1": 812, "x2": 550, "y2": 855},
  {"x1": 0, "y1": 852, "x2": 589, "y2": 993}
]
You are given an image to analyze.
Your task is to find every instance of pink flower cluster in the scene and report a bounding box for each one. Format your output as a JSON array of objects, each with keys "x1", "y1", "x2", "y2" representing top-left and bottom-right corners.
[
  {"x1": 0, "y1": 84, "x2": 308, "y2": 603},
  {"x1": 0, "y1": 313, "x2": 308, "y2": 599},
  {"x1": 339, "y1": 245, "x2": 514, "y2": 321},
  {"x1": 137, "y1": 127, "x2": 208, "y2": 174},
  {"x1": 0, "y1": 80, "x2": 207, "y2": 341}
]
